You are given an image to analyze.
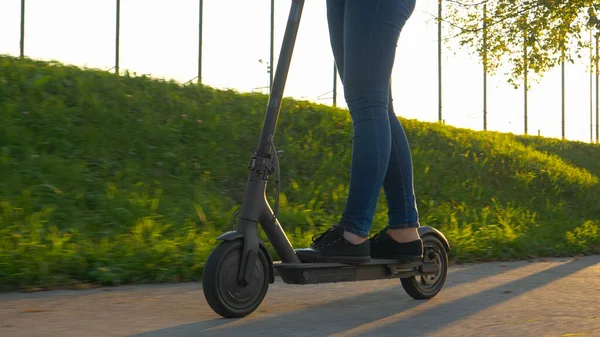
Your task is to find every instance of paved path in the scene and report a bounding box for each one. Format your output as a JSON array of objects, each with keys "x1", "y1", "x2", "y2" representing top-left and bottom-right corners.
[{"x1": 1, "y1": 256, "x2": 599, "y2": 337}]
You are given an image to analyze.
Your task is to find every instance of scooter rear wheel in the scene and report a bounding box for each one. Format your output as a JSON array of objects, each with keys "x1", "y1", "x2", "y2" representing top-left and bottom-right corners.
[
  {"x1": 202, "y1": 240, "x2": 270, "y2": 318},
  {"x1": 400, "y1": 234, "x2": 448, "y2": 299}
]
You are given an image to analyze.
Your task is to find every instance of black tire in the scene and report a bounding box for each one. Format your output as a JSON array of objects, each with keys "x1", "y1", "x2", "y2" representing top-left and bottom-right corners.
[
  {"x1": 401, "y1": 234, "x2": 448, "y2": 300},
  {"x1": 202, "y1": 240, "x2": 270, "y2": 318}
]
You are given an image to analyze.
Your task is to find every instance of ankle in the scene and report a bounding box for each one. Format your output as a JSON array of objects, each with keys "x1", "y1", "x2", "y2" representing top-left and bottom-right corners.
[
  {"x1": 386, "y1": 228, "x2": 420, "y2": 243},
  {"x1": 343, "y1": 231, "x2": 367, "y2": 245}
]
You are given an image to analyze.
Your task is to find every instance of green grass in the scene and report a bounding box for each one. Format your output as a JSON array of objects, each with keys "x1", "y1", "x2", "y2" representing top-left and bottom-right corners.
[{"x1": 1, "y1": 55, "x2": 599, "y2": 291}]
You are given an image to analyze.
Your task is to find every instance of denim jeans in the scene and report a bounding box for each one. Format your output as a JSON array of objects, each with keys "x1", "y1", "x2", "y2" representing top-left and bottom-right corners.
[{"x1": 326, "y1": 0, "x2": 419, "y2": 237}]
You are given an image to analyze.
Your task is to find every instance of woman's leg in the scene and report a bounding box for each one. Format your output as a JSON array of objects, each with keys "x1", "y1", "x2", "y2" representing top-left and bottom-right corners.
[
  {"x1": 367, "y1": 76, "x2": 423, "y2": 261},
  {"x1": 326, "y1": 0, "x2": 345, "y2": 74},
  {"x1": 340, "y1": 0, "x2": 416, "y2": 236},
  {"x1": 301, "y1": 0, "x2": 415, "y2": 263},
  {"x1": 382, "y1": 83, "x2": 421, "y2": 243}
]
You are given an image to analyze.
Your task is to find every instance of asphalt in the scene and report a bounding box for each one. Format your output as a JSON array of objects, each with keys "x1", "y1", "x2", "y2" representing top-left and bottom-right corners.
[{"x1": 1, "y1": 255, "x2": 599, "y2": 337}]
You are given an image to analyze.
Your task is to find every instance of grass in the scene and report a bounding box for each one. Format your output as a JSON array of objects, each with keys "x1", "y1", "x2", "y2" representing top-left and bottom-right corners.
[{"x1": 1, "y1": 55, "x2": 599, "y2": 291}]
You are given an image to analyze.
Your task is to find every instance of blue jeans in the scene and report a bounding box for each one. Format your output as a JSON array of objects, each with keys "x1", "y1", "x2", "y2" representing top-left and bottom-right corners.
[{"x1": 327, "y1": 0, "x2": 419, "y2": 237}]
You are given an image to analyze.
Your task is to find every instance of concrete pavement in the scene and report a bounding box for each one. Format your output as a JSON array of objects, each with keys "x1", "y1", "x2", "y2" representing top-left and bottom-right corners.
[{"x1": 1, "y1": 256, "x2": 599, "y2": 337}]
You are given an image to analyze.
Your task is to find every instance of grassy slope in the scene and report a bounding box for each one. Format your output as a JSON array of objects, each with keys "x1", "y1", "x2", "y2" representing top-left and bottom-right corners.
[{"x1": 1, "y1": 55, "x2": 599, "y2": 291}]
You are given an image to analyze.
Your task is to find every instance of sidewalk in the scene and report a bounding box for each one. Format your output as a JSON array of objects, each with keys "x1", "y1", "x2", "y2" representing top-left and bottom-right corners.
[{"x1": 1, "y1": 256, "x2": 599, "y2": 337}]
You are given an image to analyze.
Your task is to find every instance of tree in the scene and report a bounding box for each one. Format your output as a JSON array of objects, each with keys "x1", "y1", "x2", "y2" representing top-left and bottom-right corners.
[{"x1": 444, "y1": 0, "x2": 600, "y2": 88}]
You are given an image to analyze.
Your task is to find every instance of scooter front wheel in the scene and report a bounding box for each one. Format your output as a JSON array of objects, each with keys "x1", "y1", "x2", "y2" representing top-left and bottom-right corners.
[
  {"x1": 202, "y1": 239, "x2": 270, "y2": 318},
  {"x1": 401, "y1": 234, "x2": 448, "y2": 299}
]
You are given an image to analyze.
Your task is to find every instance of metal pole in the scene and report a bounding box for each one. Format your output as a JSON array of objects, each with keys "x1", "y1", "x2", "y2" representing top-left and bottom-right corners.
[
  {"x1": 561, "y1": 52, "x2": 565, "y2": 140},
  {"x1": 256, "y1": 0, "x2": 305, "y2": 153},
  {"x1": 524, "y1": 30, "x2": 528, "y2": 135},
  {"x1": 483, "y1": 3, "x2": 487, "y2": 131},
  {"x1": 270, "y1": 0, "x2": 275, "y2": 90},
  {"x1": 198, "y1": 0, "x2": 203, "y2": 84},
  {"x1": 115, "y1": 0, "x2": 120, "y2": 75},
  {"x1": 596, "y1": 32, "x2": 600, "y2": 144},
  {"x1": 591, "y1": 29, "x2": 594, "y2": 144},
  {"x1": 438, "y1": 0, "x2": 443, "y2": 123},
  {"x1": 20, "y1": 0, "x2": 25, "y2": 58},
  {"x1": 333, "y1": 62, "x2": 337, "y2": 107}
]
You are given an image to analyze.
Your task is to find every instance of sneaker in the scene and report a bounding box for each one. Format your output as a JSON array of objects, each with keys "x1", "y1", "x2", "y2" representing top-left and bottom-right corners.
[
  {"x1": 295, "y1": 224, "x2": 371, "y2": 263},
  {"x1": 369, "y1": 228, "x2": 423, "y2": 261}
]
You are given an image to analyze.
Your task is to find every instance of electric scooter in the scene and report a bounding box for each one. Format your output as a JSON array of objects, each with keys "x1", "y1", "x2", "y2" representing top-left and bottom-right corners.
[{"x1": 202, "y1": 0, "x2": 450, "y2": 319}]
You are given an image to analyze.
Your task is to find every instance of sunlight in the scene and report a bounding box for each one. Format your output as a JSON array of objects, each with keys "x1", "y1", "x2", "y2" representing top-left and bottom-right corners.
[
  {"x1": 327, "y1": 261, "x2": 565, "y2": 337},
  {"x1": 0, "y1": 0, "x2": 596, "y2": 143},
  {"x1": 430, "y1": 259, "x2": 600, "y2": 337}
]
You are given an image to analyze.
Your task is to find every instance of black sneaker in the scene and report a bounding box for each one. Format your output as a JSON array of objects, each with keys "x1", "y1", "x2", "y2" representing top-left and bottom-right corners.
[
  {"x1": 295, "y1": 224, "x2": 371, "y2": 263},
  {"x1": 369, "y1": 228, "x2": 423, "y2": 261}
]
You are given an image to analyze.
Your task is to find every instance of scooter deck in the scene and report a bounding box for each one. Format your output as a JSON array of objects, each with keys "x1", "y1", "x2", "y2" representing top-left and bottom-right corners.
[{"x1": 273, "y1": 259, "x2": 438, "y2": 285}]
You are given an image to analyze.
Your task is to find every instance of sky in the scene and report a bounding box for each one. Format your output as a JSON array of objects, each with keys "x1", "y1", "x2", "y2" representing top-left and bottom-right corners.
[{"x1": 0, "y1": 0, "x2": 598, "y2": 143}]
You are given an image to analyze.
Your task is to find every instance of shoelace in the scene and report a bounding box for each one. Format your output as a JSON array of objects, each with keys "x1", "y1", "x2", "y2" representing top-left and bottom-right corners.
[
  {"x1": 312, "y1": 227, "x2": 335, "y2": 243},
  {"x1": 311, "y1": 225, "x2": 344, "y2": 247}
]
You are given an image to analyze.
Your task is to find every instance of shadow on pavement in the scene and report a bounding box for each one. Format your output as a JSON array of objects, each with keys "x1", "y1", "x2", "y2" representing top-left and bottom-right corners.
[{"x1": 127, "y1": 257, "x2": 597, "y2": 337}]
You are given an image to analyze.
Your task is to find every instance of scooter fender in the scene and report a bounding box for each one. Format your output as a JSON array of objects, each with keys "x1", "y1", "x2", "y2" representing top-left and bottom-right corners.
[
  {"x1": 417, "y1": 226, "x2": 451, "y2": 252},
  {"x1": 216, "y1": 231, "x2": 275, "y2": 284}
]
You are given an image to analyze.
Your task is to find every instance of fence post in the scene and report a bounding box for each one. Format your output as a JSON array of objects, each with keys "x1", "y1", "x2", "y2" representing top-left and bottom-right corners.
[
  {"x1": 198, "y1": 0, "x2": 203, "y2": 84},
  {"x1": 523, "y1": 28, "x2": 528, "y2": 135},
  {"x1": 591, "y1": 29, "x2": 594, "y2": 144},
  {"x1": 438, "y1": 0, "x2": 443, "y2": 123},
  {"x1": 20, "y1": 0, "x2": 25, "y2": 58},
  {"x1": 115, "y1": 0, "x2": 120, "y2": 75},
  {"x1": 561, "y1": 51, "x2": 565, "y2": 140},
  {"x1": 333, "y1": 62, "x2": 337, "y2": 107},
  {"x1": 483, "y1": 3, "x2": 487, "y2": 131},
  {"x1": 596, "y1": 31, "x2": 600, "y2": 144}
]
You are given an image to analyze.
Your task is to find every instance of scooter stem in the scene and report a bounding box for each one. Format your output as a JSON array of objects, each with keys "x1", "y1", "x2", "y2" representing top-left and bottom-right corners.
[
  {"x1": 236, "y1": 0, "x2": 305, "y2": 285},
  {"x1": 256, "y1": 0, "x2": 305, "y2": 155}
]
